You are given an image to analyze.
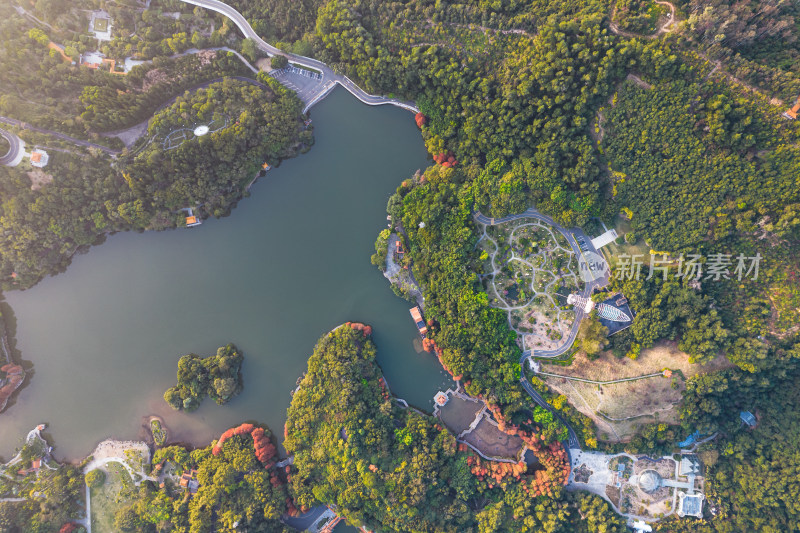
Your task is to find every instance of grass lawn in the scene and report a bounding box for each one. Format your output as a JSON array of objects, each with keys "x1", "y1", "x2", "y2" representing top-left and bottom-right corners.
[
  {"x1": 90, "y1": 462, "x2": 136, "y2": 532},
  {"x1": 93, "y1": 18, "x2": 109, "y2": 32},
  {"x1": 600, "y1": 215, "x2": 652, "y2": 270}
]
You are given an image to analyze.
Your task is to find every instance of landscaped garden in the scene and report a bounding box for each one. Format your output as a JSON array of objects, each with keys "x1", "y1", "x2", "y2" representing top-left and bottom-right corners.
[{"x1": 476, "y1": 218, "x2": 581, "y2": 352}]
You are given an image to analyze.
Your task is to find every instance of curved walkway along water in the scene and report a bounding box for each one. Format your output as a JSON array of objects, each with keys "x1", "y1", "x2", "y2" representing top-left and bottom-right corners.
[{"x1": 178, "y1": 0, "x2": 419, "y2": 114}]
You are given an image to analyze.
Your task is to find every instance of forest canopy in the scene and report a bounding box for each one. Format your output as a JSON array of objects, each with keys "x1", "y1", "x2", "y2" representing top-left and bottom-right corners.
[{"x1": 163, "y1": 343, "x2": 244, "y2": 411}]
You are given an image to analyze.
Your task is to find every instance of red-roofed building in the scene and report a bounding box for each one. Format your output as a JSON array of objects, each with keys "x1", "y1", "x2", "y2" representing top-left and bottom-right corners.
[{"x1": 784, "y1": 100, "x2": 800, "y2": 119}]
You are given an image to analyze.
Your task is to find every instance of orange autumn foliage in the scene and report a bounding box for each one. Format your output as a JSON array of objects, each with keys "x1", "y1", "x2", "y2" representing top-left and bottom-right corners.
[
  {"x1": 415, "y1": 113, "x2": 427, "y2": 128},
  {"x1": 212, "y1": 423, "x2": 277, "y2": 468},
  {"x1": 433, "y1": 152, "x2": 457, "y2": 168},
  {"x1": 424, "y1": 338, "x2": 463, "y2": 380},
  {"x1": 422, "y1": 338, "x2": 436, "y2": 353},
  {"x1": 462, "y1": 403, "x2": 571, "y2": 496},
  {"x1": 346, "y1": 322, "x2": 373, "y2": 336},
  {"x1": 467, "y1": 455, "x2": 527, "y2": 484}
]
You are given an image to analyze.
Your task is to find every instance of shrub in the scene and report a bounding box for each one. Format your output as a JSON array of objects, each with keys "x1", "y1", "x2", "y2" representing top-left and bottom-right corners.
[
  {"x1": 271, "y1": 55, "x2": 288, "y2": 69},
  {"x1": 85, "y1": 469, "x2": 105, "y2": 488}
]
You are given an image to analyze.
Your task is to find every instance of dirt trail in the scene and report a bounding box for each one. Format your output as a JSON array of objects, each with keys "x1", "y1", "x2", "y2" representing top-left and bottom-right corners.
[
  {"x1": 608, "y1": 2, "x2": 785, "y2": 107},
  {"x1": 608, "y1": 0, "x2": 677, "y2": 39},
  {"x1": 703, "y1": 57, "x2": 784, "y2": 106}
]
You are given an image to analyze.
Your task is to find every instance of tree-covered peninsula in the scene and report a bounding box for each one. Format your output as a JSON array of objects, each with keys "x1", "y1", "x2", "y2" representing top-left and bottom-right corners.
[
  {"x1": 164, "y1": 343, "x2": 243, "y2": 411},
  {"x1": 285, "y1": 324, "x2": 624, "y2": 533}
]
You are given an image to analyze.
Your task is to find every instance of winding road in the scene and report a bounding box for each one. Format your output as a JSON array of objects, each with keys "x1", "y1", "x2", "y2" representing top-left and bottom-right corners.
[
  {"x1": 0, "y1": 116, "x2": 120, "y2": 155},
  {"x1": 608, "y1": 0, "x2": 677, "y2": 39},
  {"x1": 178, "y1": 0, "x2": 418, "y2": 114},
  {"x1": 474, "y1": 207, "x2": 612, "y2": 452},
  {"x1": 474, "y1": 207, "x2": 610, "y2": 360},
  {"x1": 0, "y1": 128, "x2": 24, "y2": 166}
]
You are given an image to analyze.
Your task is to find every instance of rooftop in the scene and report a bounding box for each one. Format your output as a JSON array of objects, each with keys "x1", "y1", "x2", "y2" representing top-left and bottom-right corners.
[
  {"x1": 740, "y1": 411, "x2": 757, "y2": 427},
  {"x1": 434, "y1": 392, "x2": 449, "y2": 406},
  {"x1": 29, "y1": 150, "x2": 49, "y2": 168},
  {"x1": 678, "y1": 492, "x2": 704, "y2": 517},
  {"x1": 680, "y1": 455, "x2": 702, "y2": 477},
  {"x1": 638, "y1": 470, "x2": 662, "y2": 493}
]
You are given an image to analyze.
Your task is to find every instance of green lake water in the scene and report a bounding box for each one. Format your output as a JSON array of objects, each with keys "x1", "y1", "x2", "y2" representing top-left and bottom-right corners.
[{"x1": 0, "y1": 88, "x2": 452, "y2": 460}]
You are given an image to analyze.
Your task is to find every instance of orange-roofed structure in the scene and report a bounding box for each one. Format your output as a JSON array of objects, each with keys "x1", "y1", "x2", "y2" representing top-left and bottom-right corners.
[
  {"x1": 784, "y1": 100, "x2": 800, "y2": 119},
  {"x1": 410, "y1": 306, "x2": 428, "y2": 336},
  {"x1": 29, "y1": 150, "x2": 49, "y2": 168},
  {"x1": 48, "y1": 42, "x2": 72, "y2": 63},
  {"x1": 185, "y1": 215, "x2": 201, "y2": 227},
  {"x1": 179, "y1": 469, "x2": 199, "y2": 493},
  {"x1": 434, "y1": 391, "x2": 449, "y2": 406}
]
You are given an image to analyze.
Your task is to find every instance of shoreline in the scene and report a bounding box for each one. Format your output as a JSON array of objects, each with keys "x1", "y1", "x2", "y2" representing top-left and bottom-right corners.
[{"x1": 0, "y1": 310, "x2": 24, "y2": 414}]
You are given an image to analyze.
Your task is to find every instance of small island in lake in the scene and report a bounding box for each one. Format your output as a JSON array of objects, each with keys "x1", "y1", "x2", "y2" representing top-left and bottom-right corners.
[{"x1": 163, "y1": 343, "x2": 243, "y2": 412}]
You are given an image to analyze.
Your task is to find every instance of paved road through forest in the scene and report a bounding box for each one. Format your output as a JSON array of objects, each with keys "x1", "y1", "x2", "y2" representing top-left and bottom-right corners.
[
  {"x1": 0, "y1": 116, "x2": 120, "y2": 155},
  {"x1": 0, "y1": 128, "x2": 24, "y2": 166},
  {"x1": 178, "y1": 0, "x2": 419, "y2": 113}
]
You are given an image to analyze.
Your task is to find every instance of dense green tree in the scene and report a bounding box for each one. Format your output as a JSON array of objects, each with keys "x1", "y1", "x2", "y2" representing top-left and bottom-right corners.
[
  {"x1": 164, "y1": 343, "x2": 244, "y2": 411},
  {"x1": 271, "y1": 54, "x2": 289, "y2": 69},
  {"x1": 84, "y1": 469, "x2": 105, "y2": 489}
]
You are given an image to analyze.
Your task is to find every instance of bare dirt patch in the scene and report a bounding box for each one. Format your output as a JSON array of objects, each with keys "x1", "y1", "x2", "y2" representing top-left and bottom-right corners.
[
  {"x1": 542, "y1": 341, "x2": 734, "y2": 442},
  {"x1": 605, "y1": 485, "x2": 621, "y2": 507},
  {"x1": 26, "y1": 169, "x2": 53, "y2": 190},
  {"x1": 461, "y1": 417, "x2": 524, "y2": 460},
  {"x1": 518, "y1": 307, "x2": 574, "y2": 351},
  {"x1": 543, "y1": 340, "x2": 733, "y2": 381},
  {"x1": 438, "y1": 394, "x2": 483, "y2": 434},
  {"x1": 142, "y1": 68, "x2": 168, "y2": 91}
]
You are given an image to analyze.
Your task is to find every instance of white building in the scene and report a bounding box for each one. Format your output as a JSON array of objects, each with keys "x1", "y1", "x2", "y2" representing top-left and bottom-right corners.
[
  {"x1": 677, "y1": 492, "x2": 704, "y2": 518},
  {"x1": 590, "y1": 229, "x2": 618, "y2": 250}
]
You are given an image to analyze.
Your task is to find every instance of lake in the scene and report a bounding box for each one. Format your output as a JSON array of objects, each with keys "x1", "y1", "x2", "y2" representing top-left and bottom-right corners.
[{"x1": 0, "y1": 88, "x2": 452, "y2": 460}]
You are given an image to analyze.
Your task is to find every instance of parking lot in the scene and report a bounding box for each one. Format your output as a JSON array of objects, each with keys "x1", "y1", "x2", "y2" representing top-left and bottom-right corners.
[{"x1": 270, "y1": 66, "x2": 326, "y2": 105}]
